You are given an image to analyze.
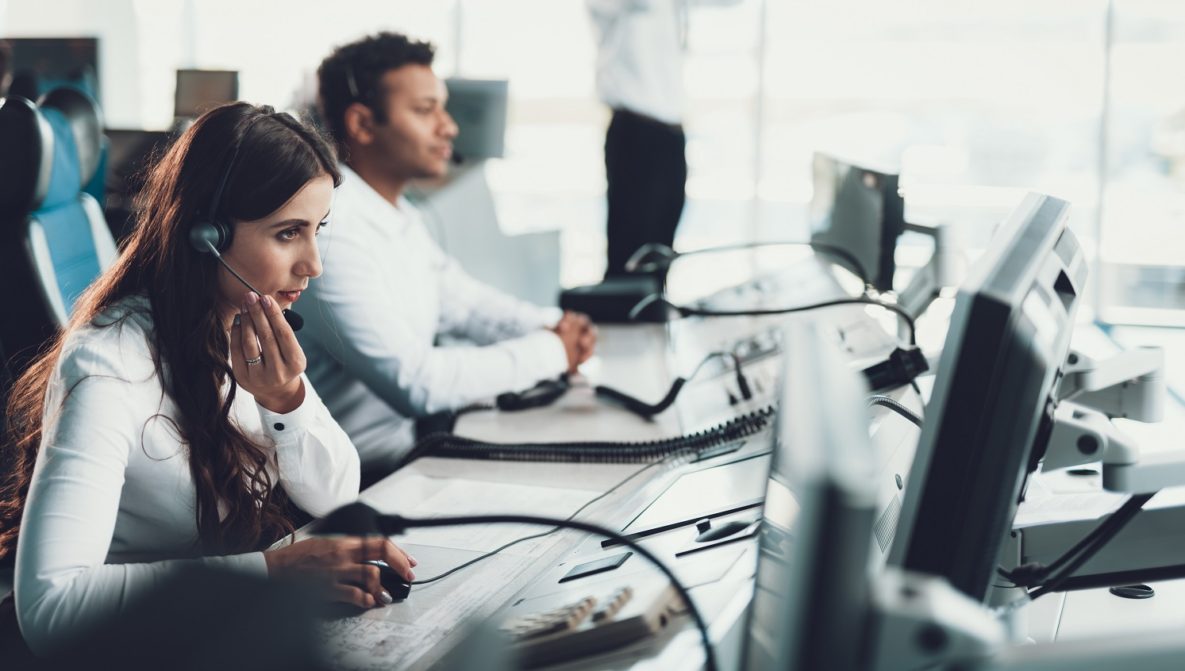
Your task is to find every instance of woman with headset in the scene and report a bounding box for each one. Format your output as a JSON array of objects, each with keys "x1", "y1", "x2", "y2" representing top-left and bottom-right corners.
[{"x1": 0, "y1": 103, "x2": 414, "y2": 655}]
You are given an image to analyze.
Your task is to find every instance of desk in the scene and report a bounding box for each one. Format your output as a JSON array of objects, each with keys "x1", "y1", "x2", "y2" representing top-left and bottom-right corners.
[
  {"x1": 1016, "y1": 406, "x2": 1185, "y2": 648},
  {"x1": 310, "y1": 258, "x2": 920, "y2": 670}
]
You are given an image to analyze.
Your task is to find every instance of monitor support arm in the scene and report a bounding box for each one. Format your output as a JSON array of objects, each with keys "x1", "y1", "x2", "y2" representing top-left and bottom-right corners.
[
  {"x1": 1041, "y1": 400, "x2": 1185, "y2": 493},
  {"x1": 896, "y1": 221, "x2": 966, "y2": 341},
  {"x1": 1016, "y1": 401, "x2": 1185, "y2": 595},
  {"x1": 867, "y1": 568, "x2": 1006, "y2": 671},
  {"x1": 1057, "y1": 347, "x2": 1164, "y2": 422}
]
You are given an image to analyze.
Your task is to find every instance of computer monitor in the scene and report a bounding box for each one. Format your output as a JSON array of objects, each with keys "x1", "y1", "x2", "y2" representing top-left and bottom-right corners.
[
  {"x1": 444, "y1": 78, "x2": 508, "y2": 161},
  {"x1": 808, "y1": 152, "x2": 905, "y2": 292},
  {"x1": 174, "y1": 69, "x2": 238, "y2": 119},
  {"x1": 888, "y1": 193, "x2": 1087, "y2": 603},
  {"x1": 741, "y1": 322, "x2": 880, "y2": 671},
  {"x1": 3, "y1": 37, "x2": 100, "y2": 102},
  {"x1": 104, "y1": 129, "x2": 176, "y2": 194}
]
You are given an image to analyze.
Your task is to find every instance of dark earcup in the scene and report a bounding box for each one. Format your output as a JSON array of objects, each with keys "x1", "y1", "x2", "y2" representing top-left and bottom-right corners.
[{"x1": 189, "y1": 219, "x2": 232, "y2": 254}]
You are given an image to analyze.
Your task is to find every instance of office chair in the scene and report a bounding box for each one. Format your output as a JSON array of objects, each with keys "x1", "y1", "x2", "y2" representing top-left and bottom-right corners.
[{"x1": 0, "y1": 87, "x2": 117, "y2": 376}]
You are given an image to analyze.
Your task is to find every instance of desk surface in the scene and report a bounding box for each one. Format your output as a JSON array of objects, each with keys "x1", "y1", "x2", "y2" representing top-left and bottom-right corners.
[{"x1": 311, "y1": 259, "x2": 916, "y2": 670}]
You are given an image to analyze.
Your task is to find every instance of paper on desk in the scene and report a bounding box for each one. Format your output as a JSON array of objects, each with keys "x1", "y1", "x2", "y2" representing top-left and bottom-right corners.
[{"x1": 398, "y1": 478, "x2": 595, "y2": 553}]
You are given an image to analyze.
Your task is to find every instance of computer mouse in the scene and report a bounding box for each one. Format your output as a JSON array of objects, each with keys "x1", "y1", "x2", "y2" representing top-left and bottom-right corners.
[
  {"x1": 364, "y1": 559, "x2": 412, "y2": 601},
  {"x1": 695, "y1": 519, "x2": 755, "y2": 543}
]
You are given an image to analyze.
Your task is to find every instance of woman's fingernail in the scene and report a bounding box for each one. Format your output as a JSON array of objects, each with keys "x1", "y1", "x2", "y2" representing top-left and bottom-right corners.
[
  {"x1": 263, "y1": 295, "x2": 273, "y2": 308},
  {"x1": 408, "y1": 556, "x2": 418, "y2": 567},
  {"x1": 379, "y1": 590, "x2": 393, "y2": 605},
  {"x1": 407, "y1": 571, "x2": 416, "y2": 581},
  {"x1": 246, "y1": 292, "x2": 258, "y2": 306}
]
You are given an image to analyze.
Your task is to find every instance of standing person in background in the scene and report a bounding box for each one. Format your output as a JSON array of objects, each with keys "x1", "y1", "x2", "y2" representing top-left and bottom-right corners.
[
  {"x1": 587, "y1": 0, "x2": 689, "y2": 279},
  {"x1": 309, "y1": 33, "x2": 597, "y2": 483}
]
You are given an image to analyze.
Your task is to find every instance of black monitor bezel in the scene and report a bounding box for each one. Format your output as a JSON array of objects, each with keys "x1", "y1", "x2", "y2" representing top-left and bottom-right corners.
[
  {"x1": 888, "y1": 193, "x2": 1086, "y2": 602},
  {"x1": 808, "y1": 151, "x2": 906, "y2": 292}
]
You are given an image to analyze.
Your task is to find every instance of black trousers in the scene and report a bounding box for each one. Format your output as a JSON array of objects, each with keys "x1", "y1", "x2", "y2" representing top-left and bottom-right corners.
[{"x1": 603, "y1": 109, "x2": 688, "y2": 278}]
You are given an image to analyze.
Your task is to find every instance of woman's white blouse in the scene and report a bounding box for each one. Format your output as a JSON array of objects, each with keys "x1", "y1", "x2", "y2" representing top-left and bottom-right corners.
[{"x1": 13, "y1": 297, "x2": 360, "y2": 654}]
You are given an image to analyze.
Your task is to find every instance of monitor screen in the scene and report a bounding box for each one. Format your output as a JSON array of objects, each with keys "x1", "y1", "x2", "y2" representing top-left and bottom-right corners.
[
  {"x1": 742, "y1": 322, "x2": 880, "y2": 671},
  {"x1": 3, "y1": 37, "x2": 100, "y2": 102},
  {"x1": 808, "y1": 152, "x2": 905, "y2": 292},
  {"x1": 888, "y1": 193, "x2": 1087, "y2": 602},
  {"x1": 104, "y1": 129, "x2": 176, "y2": 194},
  {"x1": 444, "y1": 78, "x2": 508, "y2": 161},
  {"x1": 174, "y1": 69, "x2": 238, "y2": 119}
]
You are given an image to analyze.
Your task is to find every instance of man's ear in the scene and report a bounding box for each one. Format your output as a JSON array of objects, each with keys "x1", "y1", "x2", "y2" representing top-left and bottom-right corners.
[{"x1": 343, "y1": 102, "x2": 375, "y2": 146}]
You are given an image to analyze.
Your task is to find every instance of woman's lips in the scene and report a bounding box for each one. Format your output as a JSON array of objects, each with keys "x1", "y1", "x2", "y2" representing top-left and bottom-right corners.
[{"x1": 277, "y1": 290, "x2": 302, "y2": 303}]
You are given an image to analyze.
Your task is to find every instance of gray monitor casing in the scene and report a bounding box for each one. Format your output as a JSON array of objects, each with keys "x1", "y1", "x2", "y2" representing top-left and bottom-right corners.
[{"x1": 444, "y1": 78, "x2": 508, "y2": 161}]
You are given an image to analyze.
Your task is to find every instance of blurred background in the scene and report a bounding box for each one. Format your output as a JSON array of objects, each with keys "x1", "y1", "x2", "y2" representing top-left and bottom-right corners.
[{"x1": 4, "y1": 0, "x2": 1185, "y2": 325}]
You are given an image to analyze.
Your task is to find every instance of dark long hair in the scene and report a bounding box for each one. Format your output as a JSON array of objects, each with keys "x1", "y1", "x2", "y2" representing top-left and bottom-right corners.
[{"x1": 0, "y1": 103, "x2": 341, "y2": 559}]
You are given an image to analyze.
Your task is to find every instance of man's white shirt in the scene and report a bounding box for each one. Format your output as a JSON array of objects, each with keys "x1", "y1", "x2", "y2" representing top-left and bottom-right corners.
[{"x1": 300, "y1": 166, "x2": 568, "y2": 472}]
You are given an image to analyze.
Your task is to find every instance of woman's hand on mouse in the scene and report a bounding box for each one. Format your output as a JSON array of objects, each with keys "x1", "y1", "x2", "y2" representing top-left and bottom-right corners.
[
  {"x1": 264, "y1": 535, "x2": 418, "y2": 608},
  {"x1": 231, "y1": 291, "x2": 306, "y2": 413}
]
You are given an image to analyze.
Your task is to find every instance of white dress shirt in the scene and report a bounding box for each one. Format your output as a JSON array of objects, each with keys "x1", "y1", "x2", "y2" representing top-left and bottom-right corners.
[
  {"x1": 587, "y1": 0, "x2": 686, "y2": 125},
  {"x1": 13, "y1": 295, "x2": 360, "y2": 655},
  {"x1": 299, "y1": 167, "x2": 568, "y2": 472}
]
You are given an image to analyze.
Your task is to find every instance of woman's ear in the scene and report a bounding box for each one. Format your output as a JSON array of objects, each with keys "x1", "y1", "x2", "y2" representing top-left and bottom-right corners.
[{"x1": 343, "y1": 103, "x2": 374, "y2": 147}]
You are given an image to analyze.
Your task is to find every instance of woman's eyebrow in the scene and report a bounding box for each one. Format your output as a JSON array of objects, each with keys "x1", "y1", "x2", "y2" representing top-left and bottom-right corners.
[
  {"x1": 269, "y1": 210, "x2": 331, "y2": 228},
  {"x1": 269, "y1": 219, "x2": 310, "y2": 229}
]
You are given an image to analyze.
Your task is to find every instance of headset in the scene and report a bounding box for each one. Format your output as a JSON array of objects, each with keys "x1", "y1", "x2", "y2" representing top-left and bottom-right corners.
[{"x1": 188, "y1": 113, "x2": 305, "y2": 332}]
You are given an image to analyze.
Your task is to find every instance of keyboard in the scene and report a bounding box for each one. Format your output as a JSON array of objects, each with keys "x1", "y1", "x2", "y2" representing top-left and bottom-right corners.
[{"x1": 498, "y1": 582, "x2": 680, "y2": 667}]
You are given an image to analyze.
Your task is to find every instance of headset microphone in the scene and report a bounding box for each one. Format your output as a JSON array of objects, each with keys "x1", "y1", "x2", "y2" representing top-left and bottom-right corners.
[
  {"x1": 189, "y1": 112, "x2": 304, "y2": 332},
  {"x1": 192, "y1": 232, "x2": 305, "y2": 332}
]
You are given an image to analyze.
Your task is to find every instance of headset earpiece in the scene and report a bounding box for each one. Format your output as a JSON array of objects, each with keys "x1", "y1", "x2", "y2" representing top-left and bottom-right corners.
[{"x1": 189, "y1": 218, "x2": 232, "y2": 254}]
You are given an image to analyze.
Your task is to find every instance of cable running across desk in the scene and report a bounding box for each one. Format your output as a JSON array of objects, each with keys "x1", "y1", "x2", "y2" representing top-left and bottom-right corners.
[
  {"x1": 410, "y1": 406, "x2": 774, "y2": 464},
  {"x1": 412, "y1": 458, "x2": 668, "y2": 586},
  {"x1": 633, "y1": 295, "x2": 917, "y2": 347}
]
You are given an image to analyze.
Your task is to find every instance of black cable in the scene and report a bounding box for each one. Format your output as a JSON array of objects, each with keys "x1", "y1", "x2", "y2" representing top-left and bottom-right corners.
[
  {"x1": 1016, "y1": 493, "x2": 1154, "y2": 601},
  {"x1": 449, "y1": 351, "x2": 752, "y2": 422},
  {"x1": 633, "y1": 295, "x2": 916, "y2": 347},
  {"x1": 419, "y1": 515, "x2": 718, "y2": 671},
  {"x1": 999, "y1": 492, "x2": 1148, "y2": 588},
  {"x1": 626, "y1": 240, "x2": 873, "y2": 289},
  {"x1": 315, "y1": 504, "x2": 719, "y2": 671},
  {"x1": 412, "y1": 459, "x2": 665, "y2": 586},
  {"x1": 409, "y1": 406, "x2": 773, "y2": 465},
  {"x1": 867, "y1": 395, "x2": 923, "y2": 429},
  {"x1": 595, "y1": 350, "x2": 750, "y2": 418},
  {"x1": 909, "y1": 379, "x2": 922, "y2": 397}
]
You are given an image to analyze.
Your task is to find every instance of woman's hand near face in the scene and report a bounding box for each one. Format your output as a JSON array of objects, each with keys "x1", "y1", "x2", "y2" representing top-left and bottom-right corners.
[
  {"x1": 230, "y1": 291, "x2": 307, "y2": 413},
  {"x1": 264, "y1": 536, "x2": 418, "y2": 609}
]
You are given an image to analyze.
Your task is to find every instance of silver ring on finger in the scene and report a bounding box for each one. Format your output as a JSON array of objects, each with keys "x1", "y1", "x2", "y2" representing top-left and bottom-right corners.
[{"x1": 245, "y1": 355, "x2": 263, "y2": 366}]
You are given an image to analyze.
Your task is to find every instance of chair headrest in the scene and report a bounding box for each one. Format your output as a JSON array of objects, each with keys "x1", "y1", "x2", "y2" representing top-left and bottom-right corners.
[
  {"x1": 0, "y1": 96, "x2": 54, "y2": 216},
  {"x1": 40, "y1": 87, "x2": 104, "y2": 186}
]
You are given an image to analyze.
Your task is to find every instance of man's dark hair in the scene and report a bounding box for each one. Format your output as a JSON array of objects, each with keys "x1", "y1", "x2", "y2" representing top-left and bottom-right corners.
[{"x1": 317, "y1": 32, "x2": 436, "y2": 151}]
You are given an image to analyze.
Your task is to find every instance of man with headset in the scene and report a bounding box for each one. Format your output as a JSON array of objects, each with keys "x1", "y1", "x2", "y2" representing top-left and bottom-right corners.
[{"x1": 302, "y1": 32, "x2": 597, "y2": 481}]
